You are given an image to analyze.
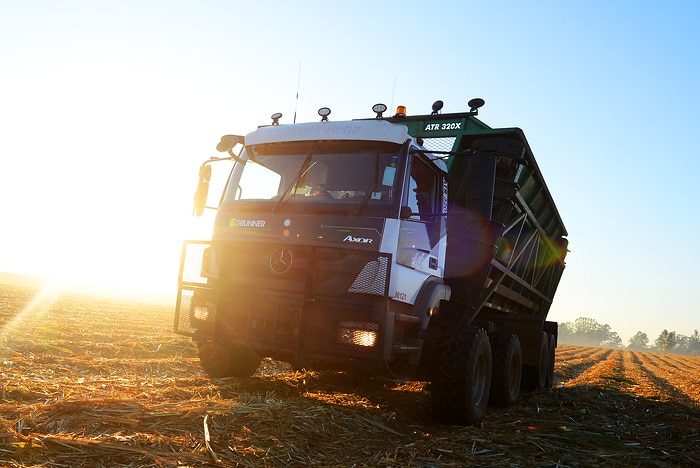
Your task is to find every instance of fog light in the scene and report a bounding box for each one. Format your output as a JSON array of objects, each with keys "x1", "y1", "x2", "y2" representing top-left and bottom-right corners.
[
  {"x1": 191, "y1": 299, "x2": 215, "y2": 322},
  {"x1": 193, "y1": 305, "x2": 211, "y2": 321},
  {"x1": 338, "y1": 322, "x2": 378, "y2": 347}
]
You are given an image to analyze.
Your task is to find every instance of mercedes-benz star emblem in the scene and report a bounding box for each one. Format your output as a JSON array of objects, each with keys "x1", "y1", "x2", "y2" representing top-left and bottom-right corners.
[{"x1": 269, "y1": 248, "x2": 293, "y2": 274}]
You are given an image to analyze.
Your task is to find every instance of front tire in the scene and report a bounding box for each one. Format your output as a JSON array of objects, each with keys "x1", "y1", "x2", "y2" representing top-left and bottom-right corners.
[{"x1": 431, "y1": 326, "x2": 492, "y2": 425}]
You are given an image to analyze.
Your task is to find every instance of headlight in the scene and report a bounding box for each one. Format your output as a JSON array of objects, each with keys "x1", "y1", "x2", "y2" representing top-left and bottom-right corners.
[{"x1": 338, "y1": 322, "x2": 378, "y2": 347}]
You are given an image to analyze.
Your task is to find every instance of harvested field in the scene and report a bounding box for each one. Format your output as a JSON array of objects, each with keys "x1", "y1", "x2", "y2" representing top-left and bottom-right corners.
[{"x1": 1, "y1": 283, "x2": 699, "y2": 467}]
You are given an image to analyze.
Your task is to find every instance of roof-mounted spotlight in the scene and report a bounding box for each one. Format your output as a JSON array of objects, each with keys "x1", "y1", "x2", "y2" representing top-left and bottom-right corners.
[
  {"x1": 468, "y1": 98, "x2": 485, "y2": 115},
  {"x1": 372, "y1": 103, "x2": 387, "y2": 119},
  {"x1": 271, "y1": 112, "x2": 282, "y2": 125},
  {"x1": 318, "y1": 107, "x2": 331, "y2": 122},
  {"x1": 431, "y1": 100, "x2": 444, "y2": 115}
]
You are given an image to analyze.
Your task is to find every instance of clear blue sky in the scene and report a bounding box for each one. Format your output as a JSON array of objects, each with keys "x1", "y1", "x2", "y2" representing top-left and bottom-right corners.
[{"x1": 1, "y1": 1, "x2": 698, "y2": 342}]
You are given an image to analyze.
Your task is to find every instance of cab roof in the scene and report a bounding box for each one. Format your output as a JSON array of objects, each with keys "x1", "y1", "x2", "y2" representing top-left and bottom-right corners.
[{"x1": 245, "y1": 119, "x2": 409, "y2": 146}]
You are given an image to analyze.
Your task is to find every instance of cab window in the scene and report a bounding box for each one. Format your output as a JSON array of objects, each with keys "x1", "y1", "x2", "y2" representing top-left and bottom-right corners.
[{"x1": 407, "y1": 154, "x2": 438, "y2": 222}]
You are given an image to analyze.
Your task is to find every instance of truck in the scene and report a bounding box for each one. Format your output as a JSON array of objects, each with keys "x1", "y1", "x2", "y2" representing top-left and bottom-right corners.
[{"x1": 174, "y1": 98, "x2": 568, "y2": 425}]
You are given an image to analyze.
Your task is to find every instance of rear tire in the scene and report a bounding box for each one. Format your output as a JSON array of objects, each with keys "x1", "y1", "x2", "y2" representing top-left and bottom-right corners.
[
  {"x1": 522, "y1": 331, "x2": 549, "y2": 391},
  {"x1": 488, "y1": 331, "x2": 522, "y2": 407},
  {"x1": 545, "y1": 333, "x2": 556, "y2": 389},
  {"x1": 198, "y1": 342, "x2": 261, "y2": 378},
  {"x1": 431, "y1": 326, "x2": 492, "y2": 425}
]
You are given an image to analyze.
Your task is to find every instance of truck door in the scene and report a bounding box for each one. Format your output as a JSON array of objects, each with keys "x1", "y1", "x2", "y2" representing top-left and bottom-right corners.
[{"x1": 396, "y1": 151, "x2": 446, "y2": 276}]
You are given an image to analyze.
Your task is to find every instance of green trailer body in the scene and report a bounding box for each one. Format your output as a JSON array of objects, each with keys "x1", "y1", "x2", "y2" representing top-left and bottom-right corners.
[{"x1": 383, "y1": 110, "x2": 568, "y2": 369}]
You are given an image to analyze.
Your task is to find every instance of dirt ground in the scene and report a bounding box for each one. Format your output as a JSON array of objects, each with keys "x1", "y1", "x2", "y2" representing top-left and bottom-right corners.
[{"x1": 1, "y1": 283, "x2": 698, "y2": 467}]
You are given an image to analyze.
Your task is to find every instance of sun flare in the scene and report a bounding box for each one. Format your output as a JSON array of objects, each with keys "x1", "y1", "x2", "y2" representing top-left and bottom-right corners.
[{"x1": 5, "y1": 207, "x2": 215, "y2": 298}]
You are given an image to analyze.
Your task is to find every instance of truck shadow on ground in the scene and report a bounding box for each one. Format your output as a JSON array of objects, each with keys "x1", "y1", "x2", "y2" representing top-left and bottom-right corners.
[
  {"x1": 204, "y1": 364, "x2": 700, "y2": 466},
  {"x1": 3, "y1": 355, "x2": 698, "y2": 466}
]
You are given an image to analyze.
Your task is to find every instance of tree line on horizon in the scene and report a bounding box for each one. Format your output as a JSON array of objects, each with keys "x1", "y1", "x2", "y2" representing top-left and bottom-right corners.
[{"x1": 558, "y1": 317, "x2": 700, "y2": 355}]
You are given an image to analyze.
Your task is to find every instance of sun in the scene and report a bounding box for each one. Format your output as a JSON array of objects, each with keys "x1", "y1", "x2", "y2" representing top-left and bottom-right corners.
[
  {"x1": 4, "y1": 205, "x2": 215, "y2": 300},
  {"x1": 59, "y1": 218, "x2": 212, "y2": 298}
]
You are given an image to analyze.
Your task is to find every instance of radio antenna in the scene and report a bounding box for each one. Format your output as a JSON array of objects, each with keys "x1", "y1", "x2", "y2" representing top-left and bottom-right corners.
[
  {"x1": 293, "y1": 61, "x2": 302, "y2": 124},
  {"x1": 390, "y1": 75, "x2": 397, "y2": 111}
]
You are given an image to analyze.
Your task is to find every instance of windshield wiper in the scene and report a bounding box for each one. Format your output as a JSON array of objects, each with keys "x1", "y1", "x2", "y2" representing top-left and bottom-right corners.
[
  {"x1": 273, "y1": 152, "x2": 314, "y2": 213},
  {"x1": 354, "y1": 152, "x2": 381, "y2": 216}
]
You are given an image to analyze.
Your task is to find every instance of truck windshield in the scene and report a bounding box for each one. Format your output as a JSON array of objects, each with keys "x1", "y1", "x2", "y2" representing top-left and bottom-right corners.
[{"x1": 223, "y1": 140, "x2": 402, "y2": 212}]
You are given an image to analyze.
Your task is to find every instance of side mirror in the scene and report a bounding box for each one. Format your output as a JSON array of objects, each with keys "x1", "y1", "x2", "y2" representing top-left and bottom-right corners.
[
  {"x1": 216, "y1": 135, "x2": 244, "y2": 153},
  {"x1": 199, "y1": 164, "x2": 212, "y2": 181},
  {"x1": 216, "y1": 134, "x2": 247, "y2": 164},
  {"x1": 193, "y1": 182, "x2": 209, "y2": 217},
  {"x1": 471, "y1": 137, "x2": 526, "y2": 161},
  {"x1": 193, "y1": 164, "x2": 212, "y2": 217},
  {"x1": 400, "y1": 206, "x2": 414, "y2": 219}
]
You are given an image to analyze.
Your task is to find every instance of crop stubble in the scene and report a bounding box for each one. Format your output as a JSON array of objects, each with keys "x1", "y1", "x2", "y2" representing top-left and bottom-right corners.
[{"x1": 0, "y1": 284, "x2": 698, "y2": 467}]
